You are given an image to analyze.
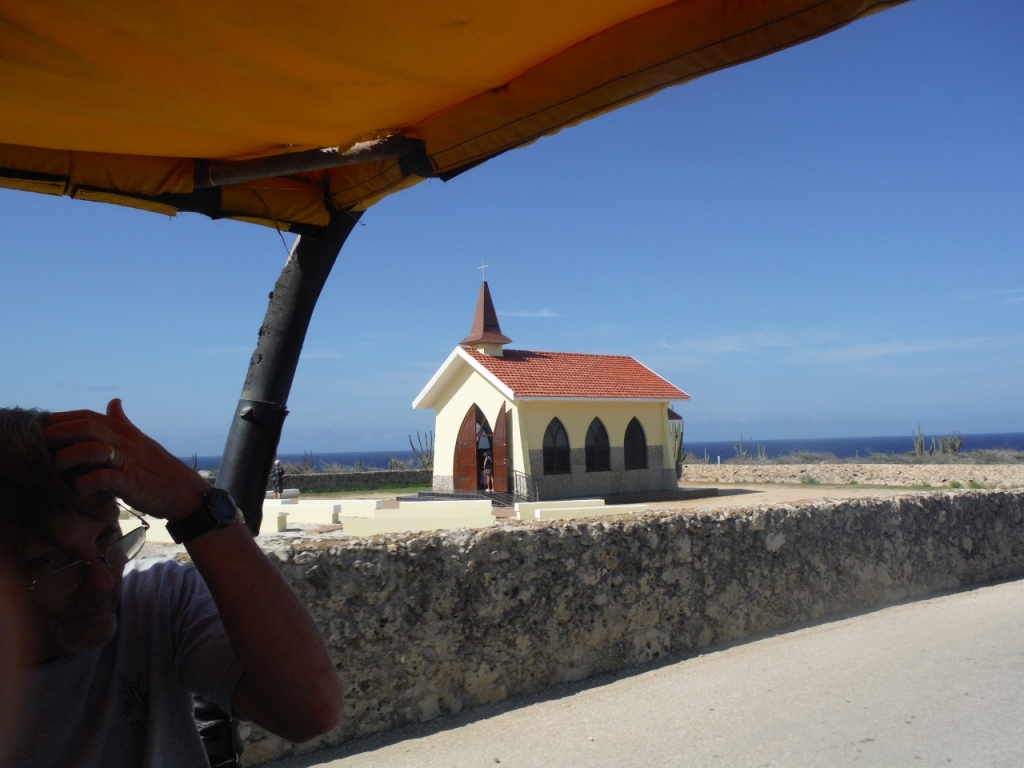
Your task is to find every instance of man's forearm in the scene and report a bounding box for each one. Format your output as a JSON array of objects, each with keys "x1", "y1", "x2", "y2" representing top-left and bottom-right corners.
[{"x1": 185, "y1": 522, "x2": 343, "y2": 742}]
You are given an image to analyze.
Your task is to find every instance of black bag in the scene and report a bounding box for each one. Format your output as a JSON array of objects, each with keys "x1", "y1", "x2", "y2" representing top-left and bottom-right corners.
[{"x1": 193, "y1": 695, "x2": 242, "y2": 768}]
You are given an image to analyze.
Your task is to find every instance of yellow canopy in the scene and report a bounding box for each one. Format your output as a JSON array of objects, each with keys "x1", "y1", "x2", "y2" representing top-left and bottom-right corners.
[{"x1": 0, "y1": 0, "x2": 903, "y2": 233}]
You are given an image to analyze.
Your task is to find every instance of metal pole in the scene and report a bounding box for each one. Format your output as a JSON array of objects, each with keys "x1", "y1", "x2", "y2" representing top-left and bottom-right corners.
[
  {"x1": 194, "y1": 136, "x2": 430, "y2": 188},
  {"x1": 215, "y1": 210, "x2": 362, "y2": 533}
]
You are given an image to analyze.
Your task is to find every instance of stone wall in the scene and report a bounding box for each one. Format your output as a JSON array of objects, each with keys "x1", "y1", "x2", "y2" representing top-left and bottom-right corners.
[
  {"x1": 241, "y1": 489, "x2": 1024, "y2": 765},
  {"x1": 274, "y1": 470, "x2": 432, "y2": 493},
  {"x1": 431, "y1": 474, "x2": 454, "y2": 493},
  {"x1": 681, "y1": 463, "x2": 1024, "y2": 487}
]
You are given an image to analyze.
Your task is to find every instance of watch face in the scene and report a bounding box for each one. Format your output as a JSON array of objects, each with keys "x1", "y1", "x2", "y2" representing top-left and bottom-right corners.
[{"x1": 210, "y1": 491, "x2": 238, "y2": 523}]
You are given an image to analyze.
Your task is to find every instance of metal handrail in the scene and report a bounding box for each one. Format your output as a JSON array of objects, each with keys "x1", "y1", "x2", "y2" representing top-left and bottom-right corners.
[{"x1": 511, "y1": 469, "x2": 538, "y2": 502}]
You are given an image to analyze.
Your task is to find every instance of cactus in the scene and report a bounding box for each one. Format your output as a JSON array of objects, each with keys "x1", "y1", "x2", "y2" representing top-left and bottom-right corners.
[
  {"x1": 734, "y1": 435, "x2": 750, "y2": 462},
  {"x1": 301, "y1": 451, "x2": 318, "y2": 472},
  {"x1": 939, "y1": 432, "x2": 963, "y2": 454},
  {"x1": 409, "y1": 430, "x2": 435, "y2": 470},
  {"x1": 190, "y1": 453, "x2": 199, "y2": 472},
  {"x1": 911, "y1": 424, "x2": 926, "y2": 457},
  {"x1": 667, "y1": 418, "x2": 685, "y2": 475}
]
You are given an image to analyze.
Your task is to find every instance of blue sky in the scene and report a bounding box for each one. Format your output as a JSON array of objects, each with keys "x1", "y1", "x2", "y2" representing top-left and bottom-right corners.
[{"x1": 2, "y1": 0, "x2": 1022, "y2": 454}]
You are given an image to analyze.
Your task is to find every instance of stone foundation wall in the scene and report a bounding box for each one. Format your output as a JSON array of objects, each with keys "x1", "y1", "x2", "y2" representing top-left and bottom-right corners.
[
  {"x1": 274, "y1": 470, "x2": 432, "y2": 493},
  {"x1": 241, "y1": 489, "x2": 1024, "y2": 765},
  {"x1": 528, "y1": 445, "x2": 673, "y2": 500},
  {"x1": 681, "y1": 463, "x2": 1024, "y2": 487}
]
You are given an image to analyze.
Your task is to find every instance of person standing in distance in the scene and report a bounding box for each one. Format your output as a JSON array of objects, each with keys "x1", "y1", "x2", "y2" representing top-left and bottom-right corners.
[{"x1": 270, "y1": 460, "x2": 286, "y2": 500}]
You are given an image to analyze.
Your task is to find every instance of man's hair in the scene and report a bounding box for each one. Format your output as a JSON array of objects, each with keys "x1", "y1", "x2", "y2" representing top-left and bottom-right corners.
[{"x1": 0, "y1": 408, "x2": 76, "y2": 544}]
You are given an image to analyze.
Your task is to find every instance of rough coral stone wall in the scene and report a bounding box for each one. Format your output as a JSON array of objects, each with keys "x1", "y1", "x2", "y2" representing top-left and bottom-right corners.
[
  {"x1": 273, "y1": 470, "x2": 432, "y2": 492},
  {"x1": 681, "y1": 463, "x2": 1024, "y2": 487},
  {"x1": 240, "y1": 490, "x2": 1024, "y2": 765}
]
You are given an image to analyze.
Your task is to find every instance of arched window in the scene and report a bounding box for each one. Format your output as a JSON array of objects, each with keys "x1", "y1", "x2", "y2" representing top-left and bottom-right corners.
[
  {"x1": 543, "y1": 418, "x2": 571, "y2": 474},
  {"x1": 624, "y1": 417, "x2": 647, "y2": 470},
  {"x1": 476, "y1": 413, "x2": 492, "y2": 450},
  {"x1": 585, "y1": 418, "x2": 611, "y2": 472}
]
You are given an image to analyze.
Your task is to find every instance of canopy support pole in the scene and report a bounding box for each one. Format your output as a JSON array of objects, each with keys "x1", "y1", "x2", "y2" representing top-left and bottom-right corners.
[{"x1": 215, "y1": 210, "x2": 362, "y2": 533}]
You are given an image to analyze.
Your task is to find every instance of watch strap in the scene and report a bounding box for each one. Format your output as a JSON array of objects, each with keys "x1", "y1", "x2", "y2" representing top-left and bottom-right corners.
[{"x1": 166, "y1": 489, "x2": 238, "y2": 544}]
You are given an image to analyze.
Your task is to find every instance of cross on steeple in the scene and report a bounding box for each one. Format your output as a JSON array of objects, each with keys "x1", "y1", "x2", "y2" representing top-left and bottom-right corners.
[{"x1": 478, "y1": 260, "x2": 489, "y2": 282}]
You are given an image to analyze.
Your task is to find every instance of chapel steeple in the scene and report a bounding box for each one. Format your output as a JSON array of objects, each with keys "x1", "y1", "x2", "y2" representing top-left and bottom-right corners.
[{"x1": 460, "y1": 280, "x2": 511, "y2": 356}]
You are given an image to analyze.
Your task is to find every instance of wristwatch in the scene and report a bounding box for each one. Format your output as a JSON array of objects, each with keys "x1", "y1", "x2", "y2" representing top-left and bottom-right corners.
[{"x1": 166, "y1": 488, "x2": 242, "y2": 544}]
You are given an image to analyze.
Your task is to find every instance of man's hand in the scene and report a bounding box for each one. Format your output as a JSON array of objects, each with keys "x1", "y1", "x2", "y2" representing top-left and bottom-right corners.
[{"x1": 45, "y1": 399, "x2": 210, "y2": 521}]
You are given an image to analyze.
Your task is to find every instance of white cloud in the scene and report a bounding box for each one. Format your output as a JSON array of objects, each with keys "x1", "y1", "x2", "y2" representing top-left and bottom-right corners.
[
  {"x1": 202, "y1": 347, "x2": 253, "y2": 356},
  {"x1": 502, "y1": 309, "x2": 561, "y2": 318},
  {"x1": 654, "y1": 329, "x2": 1024, "y2": 366},
  {"x1": 662, "y1": 329, "x2": 826, "y2": 355},
  {"x1": 956, "y1": 287, "x2": 1024, "y2": 306},
  {"x1": 792, "y1": 336, "x2": 1024, "y2": 362}
]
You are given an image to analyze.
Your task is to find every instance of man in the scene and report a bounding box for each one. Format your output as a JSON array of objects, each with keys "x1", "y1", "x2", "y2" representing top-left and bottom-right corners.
[
  {"x1": 270, "y1": 460, "x2": 286, "y2": 500},
  {"x1": 0, "y1": 400, "x2": 343, "y2": 767},
  {"x1": 482, "y1": 451, "x2": 494, "y2": 492}
]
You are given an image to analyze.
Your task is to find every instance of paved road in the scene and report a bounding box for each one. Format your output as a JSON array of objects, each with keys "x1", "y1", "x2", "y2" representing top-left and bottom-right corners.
[{"x1": 272, "y1": 578, "x2": 1024, "y2": 768}]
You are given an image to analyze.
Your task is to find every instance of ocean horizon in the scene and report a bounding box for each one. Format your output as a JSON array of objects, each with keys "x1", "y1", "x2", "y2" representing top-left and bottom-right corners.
[
  {"x1": 685, "y1": 432, "x2": 1024, "y2": 464},
  {"x1": 181, "y1": 431, "x2": 1024, "y2": 471}
]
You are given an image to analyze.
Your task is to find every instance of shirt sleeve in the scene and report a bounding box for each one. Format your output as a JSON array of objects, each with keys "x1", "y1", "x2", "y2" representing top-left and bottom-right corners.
[{"x1": 164, "y1": 562, "x2": 245, "y2": 715}]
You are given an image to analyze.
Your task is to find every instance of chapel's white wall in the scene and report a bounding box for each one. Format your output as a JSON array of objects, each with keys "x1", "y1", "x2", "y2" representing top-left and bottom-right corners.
[
  {"x1": 430, "y1": 364, "x2": 514, "y2": 485},
  {"x1": 510, "y1": 404, "x2": 528, "y2": 482}
]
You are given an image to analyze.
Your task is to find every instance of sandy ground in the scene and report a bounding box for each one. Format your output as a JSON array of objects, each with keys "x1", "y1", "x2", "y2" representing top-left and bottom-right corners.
[
  {"x1": 138, "y1": 482, "x2": 945, "y2": 559},
  {"x1": 300, "y1": 482, "x2": 934, "y2": 512},
  {"x1": 642, "y1": 482, "x2": 935, "y2": 513}
]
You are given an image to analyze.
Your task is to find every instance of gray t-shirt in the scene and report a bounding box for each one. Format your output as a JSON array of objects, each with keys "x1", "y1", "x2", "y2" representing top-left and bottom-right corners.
[{"x1": 13, "y1": 558, "x2": 243, "y2": 768}]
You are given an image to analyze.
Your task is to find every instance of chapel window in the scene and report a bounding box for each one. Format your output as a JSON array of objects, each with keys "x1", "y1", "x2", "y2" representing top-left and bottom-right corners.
[
  {"x1": 624, "y1": 417, "x2": 647, "y2": 470},
  {"x1": 585, "y1": 418, "x2": 611, "y2": 472},
  {"x1": 543, "y1": 418, "x2": 571, "y2": 474}
]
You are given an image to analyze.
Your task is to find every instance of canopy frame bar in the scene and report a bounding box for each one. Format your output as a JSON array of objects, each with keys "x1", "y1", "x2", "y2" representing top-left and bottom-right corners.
[
  {"x1": 194, "y1": 136, "x2": 431, "y2": 189},
  {"x1": 214, "y1": 209, "x2": 363, "y2": 532}
]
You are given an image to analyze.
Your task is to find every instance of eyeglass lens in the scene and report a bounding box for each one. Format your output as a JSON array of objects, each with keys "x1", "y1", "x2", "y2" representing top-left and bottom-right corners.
[{"x1": 33, "y1": 525, "x2": 148, "y2": 596}]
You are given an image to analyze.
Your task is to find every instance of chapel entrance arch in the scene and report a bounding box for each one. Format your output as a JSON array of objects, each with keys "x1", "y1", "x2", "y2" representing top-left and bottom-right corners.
[
  {"x1": 455, "y1": 405, "x2": 489, "y2": 490},
  {"x1": 454, "y1": 403, "x2": 508, "y2": 492}
]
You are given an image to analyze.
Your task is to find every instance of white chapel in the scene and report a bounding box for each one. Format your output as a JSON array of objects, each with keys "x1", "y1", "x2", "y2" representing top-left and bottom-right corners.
[{"x1": 413, "y1": 282, "x2": 689, "y2": 501}]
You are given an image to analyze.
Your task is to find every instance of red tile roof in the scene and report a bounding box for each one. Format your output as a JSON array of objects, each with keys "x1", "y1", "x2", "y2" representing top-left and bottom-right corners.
[{"x1": 464, "y1": 348, "x2": 688, "y2": 400}]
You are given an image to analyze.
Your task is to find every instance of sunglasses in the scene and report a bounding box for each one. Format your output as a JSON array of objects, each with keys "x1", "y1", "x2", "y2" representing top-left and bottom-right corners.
[{"x1": 6, "y1": 505, "x2": 150, "y2": 599}]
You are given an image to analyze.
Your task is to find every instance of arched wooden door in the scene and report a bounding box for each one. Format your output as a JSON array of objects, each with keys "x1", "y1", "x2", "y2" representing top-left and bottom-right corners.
[
  {"x1": 454, "y1": 405, "x2": 479, "y2": 490},
  {"x1": 492, "y1": 402, "x2": 508, "y2": 493}
]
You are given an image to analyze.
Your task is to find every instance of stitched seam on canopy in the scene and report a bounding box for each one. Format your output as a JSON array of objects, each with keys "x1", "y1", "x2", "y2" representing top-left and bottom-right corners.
[{"x1": 327, "y1": 162, "x2": 402, "y2": 201}]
